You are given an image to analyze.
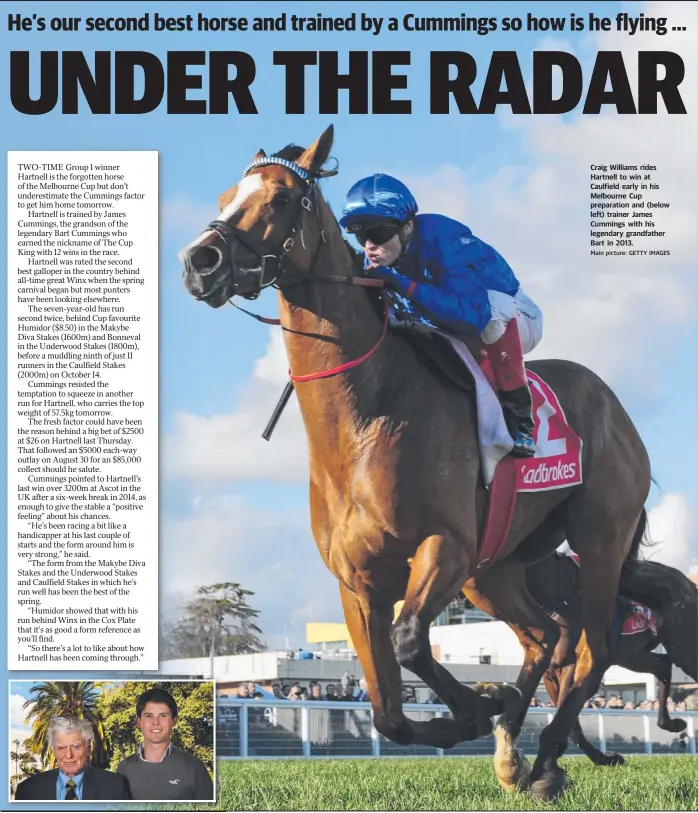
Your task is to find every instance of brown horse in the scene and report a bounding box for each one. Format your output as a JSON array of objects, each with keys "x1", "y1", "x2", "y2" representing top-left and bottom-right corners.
[
  {"x1": 465, "y1": 544, "x2": 697, "y2": 776},
  {"x1": 181, "y1": 126, "x2": 651, "y2": 798}
]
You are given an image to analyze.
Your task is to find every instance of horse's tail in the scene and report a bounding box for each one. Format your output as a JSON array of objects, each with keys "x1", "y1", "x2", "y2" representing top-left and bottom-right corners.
[
  {"x1": 624, "y1": 506, "x2": 650, "y2": 564},
  {"x1": 618, "y1": 557, "x2": 697, "y2": 680}
]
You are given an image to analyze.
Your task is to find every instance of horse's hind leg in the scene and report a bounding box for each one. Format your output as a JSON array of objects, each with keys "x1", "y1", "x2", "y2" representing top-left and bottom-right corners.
[
  {"x1": 570, "y1": 717, "x2": 625, "y2": 766},
  {"x1": 390, "y1": 533, "x2": 509, "y2": 745},
  {"x1": 546, "y1": 651, "x2": 625, "y2": 766},
  {"x1": 528, "y1": 511, "x2": 643, "y2": 799},
  {"x1": 623, "y1": 648, "x2": 687, "y2": 733},
  {"x1": 338, "y1": 581, "x2": 483, "y2": 749},
  {"x1": 465, "y1": 560, "x2": 561, "y2": 791}
]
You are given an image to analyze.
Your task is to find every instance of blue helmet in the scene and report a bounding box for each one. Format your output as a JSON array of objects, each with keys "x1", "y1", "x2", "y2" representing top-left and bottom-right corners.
[{"x1": 339, "y1": 174, "x2": 418, "y2": 228}]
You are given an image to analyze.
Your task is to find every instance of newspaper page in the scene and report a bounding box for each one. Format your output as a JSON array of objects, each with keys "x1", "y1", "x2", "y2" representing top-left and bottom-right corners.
[{"x1": 2, "y1": 1, "x2": 696, "y2": 810}]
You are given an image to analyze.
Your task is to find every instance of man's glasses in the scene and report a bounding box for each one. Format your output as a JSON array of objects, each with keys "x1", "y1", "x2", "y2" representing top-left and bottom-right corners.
[{"x1": 347, "y1": 220, "x2": 401, "y2": 246}]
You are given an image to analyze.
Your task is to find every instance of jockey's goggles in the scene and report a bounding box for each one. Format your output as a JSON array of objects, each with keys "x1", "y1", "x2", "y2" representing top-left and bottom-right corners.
[{"x1": 346, "y1": 220, "x2": 402, "y2": 246}]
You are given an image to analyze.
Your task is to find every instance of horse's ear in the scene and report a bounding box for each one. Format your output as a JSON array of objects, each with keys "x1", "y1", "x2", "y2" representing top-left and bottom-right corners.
[
  {"x1": 252, "y1": 149, "x2": 266, "y2": 161},
  {"x1": 296, "y1": 125, "x2": 334, "y2": 173}
]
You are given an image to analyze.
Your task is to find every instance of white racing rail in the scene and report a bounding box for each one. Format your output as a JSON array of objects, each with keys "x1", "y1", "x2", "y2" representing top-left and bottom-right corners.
[{"x1": 216, "y1": 698, "x2": 697, "y2": 759}]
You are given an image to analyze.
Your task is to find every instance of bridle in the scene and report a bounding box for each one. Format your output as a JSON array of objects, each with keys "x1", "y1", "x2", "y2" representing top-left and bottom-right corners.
[
  {"x1": 203, "y1": 157, "x2": 324, "y2": 301},
  {"x1": 202, "y1": 156, "x2": 389, "y2": 388}
]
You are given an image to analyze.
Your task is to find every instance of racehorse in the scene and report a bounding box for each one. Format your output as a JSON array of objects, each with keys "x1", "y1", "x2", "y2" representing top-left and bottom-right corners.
[
  {"x1": 465, "y1": 544, "x2": 697, "y2": 773},
  {"x1": 181, "y1": 126, "x2": 651, "y2": 798}
]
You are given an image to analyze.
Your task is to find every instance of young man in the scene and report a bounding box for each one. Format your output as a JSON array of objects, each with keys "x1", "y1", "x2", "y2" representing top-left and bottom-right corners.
[
  {"x1": 340, "y1": 174, "x2": 543, "y2": 458},
  {"x1": 116, "y1": 687, "x2": 214, "y2": 801},
  {"x1": 14, "y1": 717, "x2": 130, "y2": 801}
]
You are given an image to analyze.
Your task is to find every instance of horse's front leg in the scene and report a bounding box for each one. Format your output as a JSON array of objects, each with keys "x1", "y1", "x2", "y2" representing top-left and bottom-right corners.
[
  {"x1": 465, "y1": 560, "x2": 561, "y2": 792},
  {"x1": 339, "y1": 581, "x2": 487, "y2": 749},
  {"x1": 390, "y1": 533, "x2": 511, "y2": 744}
]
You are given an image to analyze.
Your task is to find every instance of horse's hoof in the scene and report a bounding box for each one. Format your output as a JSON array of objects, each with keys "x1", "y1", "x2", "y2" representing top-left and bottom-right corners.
[
  {"x1": 473, "y1": 682, "x2": 520, "y2": 717},
  {"x1": 495, "y1": 748, "x2": 532, "y2": 793},
  {"x1": 470, "y1": 710, "x2": 494, "y2": 739},
  {"x1": 600, "y1": 752, "x2": 625, "y2": 767},
  {"x1": 660, "y1": 718, "x2": 687, "y2": 733},
  {"x1": 529, "y1": 767, "x2": 569, "y2": 800}
]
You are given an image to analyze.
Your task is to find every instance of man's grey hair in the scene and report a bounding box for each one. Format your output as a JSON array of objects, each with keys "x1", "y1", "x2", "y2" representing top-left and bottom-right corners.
[{"x1": 47, "y1": 716, "x2": 94, "y2": 750}]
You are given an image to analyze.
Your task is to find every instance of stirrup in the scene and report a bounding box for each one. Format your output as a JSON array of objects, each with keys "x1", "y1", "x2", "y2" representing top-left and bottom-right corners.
[{"x1": 510, "y1": 432, "x2": 535, "y2": 459}]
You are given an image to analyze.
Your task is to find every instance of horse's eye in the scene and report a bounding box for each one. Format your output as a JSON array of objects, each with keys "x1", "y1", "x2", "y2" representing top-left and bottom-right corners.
[{"x1": 272, "y1": 193, "x2": 290, "y2": 208}]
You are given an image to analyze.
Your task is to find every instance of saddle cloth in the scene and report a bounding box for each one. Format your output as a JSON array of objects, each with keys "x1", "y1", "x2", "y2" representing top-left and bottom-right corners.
[
  {"x1": 621, "y1": 603, "x2": 658, "y2": 636},
  {"x1": 439, "y1": 332, "x2": 583, "y2": 491}
]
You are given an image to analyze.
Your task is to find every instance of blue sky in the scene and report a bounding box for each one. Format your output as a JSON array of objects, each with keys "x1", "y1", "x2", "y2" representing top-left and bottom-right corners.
[{"x1": 2, "y1": 3, "x2": 697, "y2": 791}]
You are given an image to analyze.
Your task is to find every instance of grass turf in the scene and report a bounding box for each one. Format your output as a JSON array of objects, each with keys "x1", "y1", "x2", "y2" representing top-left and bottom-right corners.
[{"x1": 168, "y1": 755, "x2": 698, "y2": 811}]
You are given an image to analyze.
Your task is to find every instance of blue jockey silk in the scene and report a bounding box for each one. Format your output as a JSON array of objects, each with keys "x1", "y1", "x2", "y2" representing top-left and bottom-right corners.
[{"x1": 366, "y1": 214, "x2": 519, "y2": 336}]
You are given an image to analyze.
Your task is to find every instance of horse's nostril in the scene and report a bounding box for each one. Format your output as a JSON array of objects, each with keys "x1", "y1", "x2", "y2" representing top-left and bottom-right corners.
[{"x1": 189, "y1": 245, "x2": 221, "y2": 274}]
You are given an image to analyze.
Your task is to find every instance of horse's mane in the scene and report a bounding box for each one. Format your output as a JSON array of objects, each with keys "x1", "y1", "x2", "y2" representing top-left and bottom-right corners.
[{"x1": 272, "y1": 144, "x2": 305, "y2": 162}]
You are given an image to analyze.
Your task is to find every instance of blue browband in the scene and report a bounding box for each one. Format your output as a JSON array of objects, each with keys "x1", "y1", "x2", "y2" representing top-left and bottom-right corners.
[{"x1": 242, "y1": 157, "x2": 310, "y2": 181}]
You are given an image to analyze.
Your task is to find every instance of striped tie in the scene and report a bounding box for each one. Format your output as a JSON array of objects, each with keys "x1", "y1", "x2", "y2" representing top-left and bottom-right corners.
[{"x1": 64, "y1": 780, "x2": 77, "y2": 800}]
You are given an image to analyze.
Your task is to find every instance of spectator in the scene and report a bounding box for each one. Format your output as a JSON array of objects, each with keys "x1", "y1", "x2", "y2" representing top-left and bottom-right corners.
[
  {"x1": 299, "y1": 687, "x2": 309, "y2": 701},
  {"x1": 342, "y1": 686, "x2": 357, "y2": 701},
  {"x1": 677, "y1": 701, "x2": 687, "y2": 712},
  {"x1": 272, "y1": 683, "x2": 284, "y2": 699},
  {"x1": 401, "y1": 686, "x2": 416, "y2": 704},
  {"x1": 684, "y1": 692, "x2": 698, "y2": 711},
  {"x1": 357, "y1": 678, "x2": 370, "y2": 703},
  {"x1": 624, "y1": 701, "x2": 635, "y2": 710},
  {"x1": 309, "y1": 684, "x2": 325, "y2": 701},
  {"x1": 281, "y1": 684, "x2": 291, "y2": 698},
  {"x1": 297, "y1": 649, "x2": 314, "y2": 660},
  {"x1": 341, "y1": 672, "x2": 355, "y2": 692},
  {"x1": 237, "y1": 684, "x2": 250, "y2": 699},
  {"x1": 325, "y1": 684, "x2": 340, "y2": 701},
  {"x1": 529, "y1": 697, "x2": 541, "y2": 707},
  {"x1": 287, "y1": 686, "x2": 301, "y2": 701}
]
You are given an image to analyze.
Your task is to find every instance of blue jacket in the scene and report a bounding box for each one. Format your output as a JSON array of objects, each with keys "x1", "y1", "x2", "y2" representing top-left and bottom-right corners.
[{"x1": 368, "y1": 214, "x2": 519, "y2": 335}]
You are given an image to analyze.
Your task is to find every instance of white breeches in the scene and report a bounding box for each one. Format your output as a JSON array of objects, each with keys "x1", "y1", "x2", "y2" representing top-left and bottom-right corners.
[{"x1": 480, "y1": 288, "x2": 543, "y2": 354}]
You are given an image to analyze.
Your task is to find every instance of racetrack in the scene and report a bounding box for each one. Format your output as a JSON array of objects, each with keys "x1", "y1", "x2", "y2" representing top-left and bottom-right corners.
[{"x1": 210, "y1": 755, "x2": 697, "y2": 811}]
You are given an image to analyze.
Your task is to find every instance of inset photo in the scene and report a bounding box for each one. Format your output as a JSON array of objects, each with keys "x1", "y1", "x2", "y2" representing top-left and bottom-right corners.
[{"x1": 9, "y1": 680, "x2": 215, "y2": 803}]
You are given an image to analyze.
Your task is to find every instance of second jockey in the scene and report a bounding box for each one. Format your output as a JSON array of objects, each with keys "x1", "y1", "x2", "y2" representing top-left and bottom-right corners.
[{"x1": 339, "y1": 173, "x2": 543, "y2": 459}]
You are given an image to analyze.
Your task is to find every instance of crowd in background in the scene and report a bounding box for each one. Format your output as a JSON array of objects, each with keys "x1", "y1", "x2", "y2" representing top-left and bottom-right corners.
[
  {"x1": 232, "y1": 676, "x2": 697, "y2": 711},
  {"x1": 578, "y1": 694, "x2": 692, "y2": 712},
  {"x1": 233, "y1": 673, "x2": 371, "y2": 702}
]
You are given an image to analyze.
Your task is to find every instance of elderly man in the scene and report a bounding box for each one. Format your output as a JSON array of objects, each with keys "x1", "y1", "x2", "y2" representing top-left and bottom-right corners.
[{"x1": 14, "y1": 716, "x2": 130, "y2": 801}]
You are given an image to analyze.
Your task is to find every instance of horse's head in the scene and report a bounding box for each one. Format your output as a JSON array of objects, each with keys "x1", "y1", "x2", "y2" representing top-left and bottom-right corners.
[{"x1": 180, "y1": 125, "x2": 336, "y2": 306}]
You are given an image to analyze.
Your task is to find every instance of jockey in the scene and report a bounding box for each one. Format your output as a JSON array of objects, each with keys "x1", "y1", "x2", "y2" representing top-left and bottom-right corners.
[{"x1": 339, "y1": 173, "x2": 543, "y2": 458}]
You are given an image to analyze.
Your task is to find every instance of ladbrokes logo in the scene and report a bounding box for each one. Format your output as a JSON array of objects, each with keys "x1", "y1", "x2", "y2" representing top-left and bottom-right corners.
[{"x1": 521, "y1": 460, "x2": 577, "y2": 485}]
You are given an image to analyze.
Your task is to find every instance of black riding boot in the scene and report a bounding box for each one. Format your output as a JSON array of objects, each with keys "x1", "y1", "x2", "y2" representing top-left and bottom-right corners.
[{"x1": 500, "y1": 385, "x2": 536, "y2": 458}]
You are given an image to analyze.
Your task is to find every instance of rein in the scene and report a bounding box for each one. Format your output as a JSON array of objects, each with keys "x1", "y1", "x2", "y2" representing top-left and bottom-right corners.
[
  {"x1": 547, "y1": 589, "x2": 581, "y2": 618},
  {"x1": 290, "y1": 298, "x2": 390, "y2": 382}
]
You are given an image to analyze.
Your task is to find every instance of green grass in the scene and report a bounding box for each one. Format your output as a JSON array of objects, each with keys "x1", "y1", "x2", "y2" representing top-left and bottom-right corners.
[{"x1": 143, "y1": 755, "x2": 696, "y2": 811}]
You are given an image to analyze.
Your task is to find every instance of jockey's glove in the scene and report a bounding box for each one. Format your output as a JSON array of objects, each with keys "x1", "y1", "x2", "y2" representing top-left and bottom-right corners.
[{"x1": 369, "y1": 267, "x2": 414, "y2": 296}]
